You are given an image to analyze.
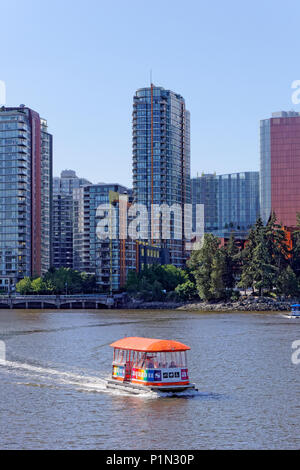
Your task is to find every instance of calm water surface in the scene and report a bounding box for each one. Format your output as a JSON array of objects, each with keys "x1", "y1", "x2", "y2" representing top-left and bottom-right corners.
[{"x1": 0, "y1": 308, "x2": 299, "y2": 449}]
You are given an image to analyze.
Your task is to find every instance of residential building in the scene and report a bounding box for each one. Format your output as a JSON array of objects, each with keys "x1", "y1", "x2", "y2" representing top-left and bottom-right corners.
[
  {"x1": 0, "y1": 105, "x2": 52, "y2": 290},
  {"x1": 52, "y1": 170, "x2": 91, "y2": 269},
  {"x1": 73, "y1": 183, "x2": 135, "y2": 291},
  {"x1": 132, "y1": 84, "x2": 191, "y2": 267}
]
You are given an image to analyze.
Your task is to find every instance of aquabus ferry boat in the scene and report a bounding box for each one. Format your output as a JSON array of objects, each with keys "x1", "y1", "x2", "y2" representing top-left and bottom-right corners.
[
  {"x1": 287, "y1": 304, "x2": 300, "y2": 319},
  {"x1": 106, "y1": 336, "x2": 197, "y2": 394}
]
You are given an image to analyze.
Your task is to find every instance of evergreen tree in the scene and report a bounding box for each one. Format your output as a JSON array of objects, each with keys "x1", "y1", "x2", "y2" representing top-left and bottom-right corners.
[
  {"x1": 188, "y1": 233, "x2": 221, "y2": 301},
  {"x1": 276, "y1": 265, "x2": 299, "y2": 298},
  {"x1": 209, "y1": 249, "x2": 227, "y2": 300},
  {"x1": 238, "y1": 217, "x2": 278, "y2": 296},
  {"x1": 291, "y1": 213, "x2": 300, "y2": 276},
  {"x1": 223, "y1": 234, "x2": 239, "y2": 289},
  {"x1": 238, "y1": 226, "x2": 257, "y2": 293},
  {"x1": 265, "y1": 212, "x2": 289, "y2": 271}
]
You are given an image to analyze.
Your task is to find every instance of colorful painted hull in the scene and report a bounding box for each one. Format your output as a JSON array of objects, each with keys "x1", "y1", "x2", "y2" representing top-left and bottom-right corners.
[
  {"x1": 106, "y1": 378, "x2": 197, "y2": 394},
  {"x1": 110, "y1": 364, "x2": 195, "y2": 393}
]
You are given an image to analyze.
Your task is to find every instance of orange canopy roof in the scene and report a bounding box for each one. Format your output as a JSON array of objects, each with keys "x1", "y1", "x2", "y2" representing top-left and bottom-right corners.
[{"x1": 110, "y1": 337, "x2": 190, "y2": 352}]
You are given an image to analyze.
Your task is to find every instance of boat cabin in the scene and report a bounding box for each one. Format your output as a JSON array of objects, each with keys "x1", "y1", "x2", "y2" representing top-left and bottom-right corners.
[
  {"x1": 291, "y1": 304, "x2": 300, "y2": 316},
  {"x1": 109, "y1": 337, "x2": 191, "y2": 388}
]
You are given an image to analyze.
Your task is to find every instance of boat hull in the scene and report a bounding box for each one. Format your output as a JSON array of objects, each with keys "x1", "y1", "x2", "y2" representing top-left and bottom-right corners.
[{"x1": 106, "y1": 378, "x2": 197, "y2": 394}]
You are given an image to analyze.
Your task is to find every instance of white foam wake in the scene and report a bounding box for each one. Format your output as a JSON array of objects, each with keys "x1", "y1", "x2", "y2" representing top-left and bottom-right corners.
[{"x1": 0, "y1": 358, "x2": 107, "y2": 392}]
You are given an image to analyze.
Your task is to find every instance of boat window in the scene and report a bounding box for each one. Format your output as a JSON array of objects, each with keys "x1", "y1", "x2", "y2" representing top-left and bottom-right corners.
[{"x1": 114, "y1": 348, "x2": 126, "y2": 364}]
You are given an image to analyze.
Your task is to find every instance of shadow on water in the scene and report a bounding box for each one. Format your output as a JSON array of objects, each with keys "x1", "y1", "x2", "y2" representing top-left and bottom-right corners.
[{"x1": 157, "y1": 390, "x2": 229, "y2": 400}]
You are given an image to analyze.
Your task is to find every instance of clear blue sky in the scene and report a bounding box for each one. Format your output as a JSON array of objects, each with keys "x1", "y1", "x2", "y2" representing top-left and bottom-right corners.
[{"x1": 1, "y1": 0, "x2": 300, "y2": 186}]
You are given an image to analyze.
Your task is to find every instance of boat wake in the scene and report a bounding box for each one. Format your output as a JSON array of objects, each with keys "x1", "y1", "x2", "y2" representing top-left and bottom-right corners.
[
  {"x1": 0, "y1": 359, "x2": 159, "y2": 398},
  {"x1": 0, "y1": 359, "x2": 205, "y2": 399},
  {"x1": 0, "y1": 358, "x2": 110, "y2": 393}
]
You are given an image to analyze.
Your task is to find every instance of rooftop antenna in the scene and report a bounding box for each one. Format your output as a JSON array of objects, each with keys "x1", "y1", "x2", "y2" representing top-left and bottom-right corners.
[{"x1": 150, "y1": 69, "x2": 153, "y2": 86}]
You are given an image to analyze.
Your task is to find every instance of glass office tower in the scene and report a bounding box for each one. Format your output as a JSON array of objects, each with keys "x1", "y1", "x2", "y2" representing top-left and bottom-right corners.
[
  {"x1": 132, "y1": 85, "x2": 191, "y2": 267},
  {"x1": 215, "y1": 172, "x2": 260, "y2": 238},
  {"x1": 260, "y1": 111, "x2": 300, "y2": 227},
  {"x1": 191, "y1": 174, "x2": 218, "y2": 233},
  {"x1": 0, "y1": 105, "x2": 52, "y2": 291},
  {"x1": 191, "y1": 172, "x2": 260, "y2": 239}
]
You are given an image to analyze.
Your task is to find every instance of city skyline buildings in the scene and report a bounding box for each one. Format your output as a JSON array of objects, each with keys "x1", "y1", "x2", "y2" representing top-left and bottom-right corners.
[{"x1": 2, "y1": 84, "x2": 300, "y2": 292}]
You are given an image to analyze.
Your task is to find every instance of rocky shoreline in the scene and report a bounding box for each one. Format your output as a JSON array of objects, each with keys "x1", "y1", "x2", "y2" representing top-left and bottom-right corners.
[{"x1": 125, "y1": 296, "x2": 292, "y2": 312}]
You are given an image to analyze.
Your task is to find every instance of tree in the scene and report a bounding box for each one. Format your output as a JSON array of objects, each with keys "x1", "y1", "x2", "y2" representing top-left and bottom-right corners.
[
  {"x1": 125, "y1": 264, "x2": 188, "y2": 297},
  {"x1": 151, "y1": 280, "x2": 164, "y2": 301},
  {"x1": 175, "y1": 280, "x2": 198, "y2": 301},
  {"x1": 252, "y1": 237, "x2": 277, "y2": 296},
  {"x1": 126, "y1": 270, "x2": 140, "y2": 293},
  {"x1": 43, "y1": 267, "x2": 86, "y2": 294},
  {"x1": 291, "y1": 212, "x2": 300, "y2": 276},
  {"x1": 209, "y1": 249, "x2": 227, "y2": 300},
  {"x1": 276, "y1": 265, "x2": 299, "y2": 297},
  {"x1": 238, "y1": 226, "x2": 257, "y2": 293},
  {"x1": 238, "y1": 216, "x2": 279, "y2": 296},
  {"x1": 80, "y1": 272, "x2": 97, "y2": 293},
  {"x1": 265, "y1": 212, "x2": 290, "y2": 271},
  {"x1": 16, "y1": 277, "x2": 33, "y2": 295},
  {"x1": 159, "y1": 265, "x2": 188, "y2": 291},
  {"x1": 222, "y1": 234, "x2": 239, "y2": 289},
  {"x1": 188, "y1": 233, "x2": 221, "y2": 301},
  {"x1": 31, "y1": 277, "x2": 46, "y2": 294}
]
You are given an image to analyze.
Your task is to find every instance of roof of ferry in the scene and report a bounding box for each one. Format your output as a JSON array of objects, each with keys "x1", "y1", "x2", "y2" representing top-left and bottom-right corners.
[{"x1": 110, "y1": 337, "x2": 190, "y2": 352}]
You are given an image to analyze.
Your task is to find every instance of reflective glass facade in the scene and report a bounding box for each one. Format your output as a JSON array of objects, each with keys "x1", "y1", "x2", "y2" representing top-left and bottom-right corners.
[
  {"x1": 0, "y1": 106, "x2": 52, "y2": 289},
  {"x1": 215, "y1": 172, "x2": 260, "y2": 238},
  {"x1": 192, "y1": 172, "x2": 260, "y2": 238},
  {"x1": 132, "y1": 85, "x2": 191, "y2": 267},
  {"x1": 260, "y1": 111, "x2": 300, "y2": 227},
  {"x1": 191, "y1": 174, "x2": 218, "y2": 232}
]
